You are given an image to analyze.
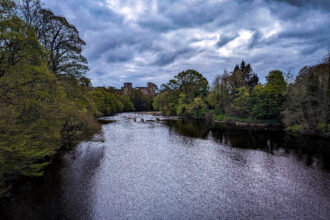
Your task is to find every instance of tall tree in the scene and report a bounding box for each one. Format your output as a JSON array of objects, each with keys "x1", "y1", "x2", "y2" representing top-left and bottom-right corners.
[
  {"x1": 0, "y1": 13, "x2": 43, "y2": 79},
  {"x1": 0, "y1": 0, "x2": 15, "y2": 19},
  {"x1": 323, "y1": 53, "x2": 330, "y2": 130},
  {"x1": 302, "y1": 70, "x2": 322, "y2": 130},
  {"x1": 169, "y1": 69, "x2": 208, "y2": 100},
  {"x1": 17, "y1": 0, "x2": 41, "y2": 26},
  {"x1": 252, "y1": 70, "x2": 286, "y2": 120},
  {"x1": 17, "y1": 0, "x2": 89, "y2": 78},
  {"x1": 210, "y1": 70, "x2": 230, "y2": 114},
  {"x1": 235, "y1": 60, "x2": 259, "y2": 88}
]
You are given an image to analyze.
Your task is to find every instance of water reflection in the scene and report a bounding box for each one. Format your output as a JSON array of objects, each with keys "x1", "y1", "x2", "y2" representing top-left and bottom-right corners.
[
  {"x1": 165, "y1": 119, "x2": 330, "y2": 171},
  {"x1": 1, "y1": 113, "x2": 330, "y2": 220}
]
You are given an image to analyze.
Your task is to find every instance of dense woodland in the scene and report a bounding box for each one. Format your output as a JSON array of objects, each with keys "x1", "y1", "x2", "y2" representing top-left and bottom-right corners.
[{"x1": 0, "y1": 0, "x2": 329, "y2": 197}]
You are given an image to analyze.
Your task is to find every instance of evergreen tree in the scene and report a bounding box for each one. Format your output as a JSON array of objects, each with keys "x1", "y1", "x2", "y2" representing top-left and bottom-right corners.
[{"x1": 234, "y1": 60, "x2": 259, "y2": 89}]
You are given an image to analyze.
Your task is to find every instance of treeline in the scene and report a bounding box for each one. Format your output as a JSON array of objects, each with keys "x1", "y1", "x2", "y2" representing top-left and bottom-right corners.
[
  {"x1": 0, "y1": 0, "x2": 151, "y2": 196},
  {"x1": 153, "y1": 56, "x2": 330, "y2": 134},
  {"x1": 90, "y1": 87, "x2": 153, "y2": 115}
]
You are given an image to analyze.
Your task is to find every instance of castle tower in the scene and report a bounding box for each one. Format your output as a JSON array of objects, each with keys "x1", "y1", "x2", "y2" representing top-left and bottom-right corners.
[
  {"x1": 122, "y1": 82, "x2": 133, "y2": 95},
  {"x1": 147, "y1": 82, "x2": 156, "y2": 96}
]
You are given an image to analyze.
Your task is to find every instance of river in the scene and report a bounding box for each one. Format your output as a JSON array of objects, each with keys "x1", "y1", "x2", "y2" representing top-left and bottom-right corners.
[{"x1": 1, "y1": 113, "x2": 330, "y2": 220}]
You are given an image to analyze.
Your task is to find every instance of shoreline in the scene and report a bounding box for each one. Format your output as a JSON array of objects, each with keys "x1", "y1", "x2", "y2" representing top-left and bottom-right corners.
[
  {"x1": 213, "y1": 119, "x2": 329, "y2": 138},
  {"x1": 213, "y1": 119, "x2": 281, "y2": 131}
]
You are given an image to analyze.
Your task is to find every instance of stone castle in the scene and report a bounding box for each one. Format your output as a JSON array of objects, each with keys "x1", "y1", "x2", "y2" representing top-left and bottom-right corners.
[{"x1": 121, "y1": 82, "x2": 156, "y2": 96}]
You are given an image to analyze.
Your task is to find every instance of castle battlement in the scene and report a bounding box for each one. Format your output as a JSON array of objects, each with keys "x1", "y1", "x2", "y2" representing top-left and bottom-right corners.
[{"x1": 121, "y1": 82, "x2": 156, "y2": 96}]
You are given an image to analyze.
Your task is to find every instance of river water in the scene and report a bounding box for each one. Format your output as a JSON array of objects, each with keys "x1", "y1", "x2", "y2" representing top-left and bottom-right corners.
[{"x1": 1, "y1": 113, "x2": 330, "y2": 220}]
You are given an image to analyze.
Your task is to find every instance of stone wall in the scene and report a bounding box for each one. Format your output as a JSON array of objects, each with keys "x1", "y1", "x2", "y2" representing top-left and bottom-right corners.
[{"x1": 121, "y1": 82, "x2": 156, "y2": 96}]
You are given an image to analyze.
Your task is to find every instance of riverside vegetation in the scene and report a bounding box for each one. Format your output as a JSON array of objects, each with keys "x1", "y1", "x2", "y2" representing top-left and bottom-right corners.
[
  {"x1": 1, "y1": 0, "x2": 330, "y2": 197},
  {"x1": 0, "y1": 0, "x2": 152, "y2": 196},
  {"x1": 153, "y1": 58, "x2": 330, "y2": 135}
]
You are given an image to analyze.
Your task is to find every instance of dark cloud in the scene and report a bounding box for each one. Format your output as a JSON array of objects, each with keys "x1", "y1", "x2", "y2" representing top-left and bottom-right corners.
[
  {"x1": 153, "y1": 47, "x2": 196, "y2": 66},
  {"x1": 217, "y1": 34, "x2": 238, "y2": 48},
  {"x1": 42, "y1": 0, "x2": 330, "y2": 87},
  {"x1": 268, "y1": 0, "x2": 330, "y2": 10}
]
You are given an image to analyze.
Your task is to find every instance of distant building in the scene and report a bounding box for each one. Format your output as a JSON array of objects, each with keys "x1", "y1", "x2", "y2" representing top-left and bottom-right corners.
[
  {"x1": 121, "y1": 82, "x2": 156, "y2": 96},
  {"x1": 121, "y1": 83, "x2": 133, "y2": 95}
]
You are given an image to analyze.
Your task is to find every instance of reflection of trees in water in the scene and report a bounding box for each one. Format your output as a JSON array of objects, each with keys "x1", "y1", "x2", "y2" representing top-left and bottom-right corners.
[
  {"x1": 166, "y1": 119, "x2": 210, "y2": 139},
  {"x1": 1, "y1": 145, "x2": 106, "y2": 220},
  {"x1": 166, "y1": 119, "x2": 330, "y2": 171}
]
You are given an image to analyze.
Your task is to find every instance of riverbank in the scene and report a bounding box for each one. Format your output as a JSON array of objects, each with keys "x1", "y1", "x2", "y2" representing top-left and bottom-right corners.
[
  {"x1": 211, "y1": 114, "x2": 330, "y2": 138},
  {"x1": 0, "y1": 125, "x2": 101, "y2": 199},
  {"x1": 0, "y1": 111, "x2": 162, "y2": 198},
  {"x1": 2, "y1": 112, "x2": 330, "y2": 219},
  {"x1": 285, "y1": 125, "x2": 330, "y2": 138},
  {"x1": 213, "y1": 119, "x2": 281, "y2": 130}
]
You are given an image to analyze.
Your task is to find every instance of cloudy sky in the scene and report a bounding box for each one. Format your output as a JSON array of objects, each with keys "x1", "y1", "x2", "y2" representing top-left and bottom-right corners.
[{"x1": 42, "y1": 0, "x2": 330, "y2": 87}]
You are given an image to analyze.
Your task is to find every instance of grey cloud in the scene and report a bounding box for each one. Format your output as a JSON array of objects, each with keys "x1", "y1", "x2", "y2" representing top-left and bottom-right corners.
[
  {"x1": 153, "y1": 48, "x2": 196, "y2": 66},
  {"x1": 217, "y1": 34, "x2": 238, "y2": 48},
  {"x1": 42, "y1": 0, "x2": 330, "y2": 86}
]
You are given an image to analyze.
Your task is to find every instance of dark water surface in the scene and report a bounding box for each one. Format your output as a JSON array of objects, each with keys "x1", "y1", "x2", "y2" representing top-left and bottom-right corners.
[{"x1": 1, "y1": 113, "x2": 330, "y2": 220}]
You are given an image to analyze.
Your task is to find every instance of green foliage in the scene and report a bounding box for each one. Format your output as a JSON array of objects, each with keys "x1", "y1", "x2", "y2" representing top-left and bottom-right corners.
[
  {"x1": 251, "y1": 71, "x2": 285, "y2": 120},
  {"x1": 230, "y1": 86, "x2": 252, "y2": 118},
  {"x1": 266, "y1": 70, "x2": 286, "y2": 92},
  {"x1": 209, "y1": 72, "x2": 230, "y2": 114},
  {"x1": 214, "y1": 114, "x2": 225, "y2": 121},
  {"x1": 129, "y1": 89, "x2": 152, "y2": 111},
  {"x1": 234, "y1": 60, "x2": 259, "y2": 88},
  {"x1": 186, "y1": 97, "x2": 209, "y2": 119},
  {"x1": 176, "y1": 93, "x2": 190, "y2": 116},
  {"x1": 153, "y1": 70, "x2": 209, "y2": 118},
  {"x1": 168, "y1": 69, "x2": 208, "y2": 100},
  {"x1": 119, "y1": 95, "x2": 135, "y2": 112},
  {"x1": 89, "y1": 88, "x2": 121, "y2": 115},
  {"x1": 153, "y1": 92, "x2": 173, "y2": 115},
  {"x1": 283, "y1": 63, "x2": 329, "y2": 132},
  {"x1": 0, "y1": 5, "x2": 100, "y2": 194}
]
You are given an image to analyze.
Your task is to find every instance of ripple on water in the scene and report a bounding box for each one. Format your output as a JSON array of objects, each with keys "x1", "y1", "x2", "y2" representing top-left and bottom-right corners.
[{"x1": 1, "y1": 113, "x2": 330, "y2": 220}]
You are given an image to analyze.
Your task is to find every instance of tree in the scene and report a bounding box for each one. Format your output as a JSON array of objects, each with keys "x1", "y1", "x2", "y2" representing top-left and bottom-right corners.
[
  {"x1": 17, "y1": 0, "x2": 41, "y2": 27},
  {"x1": 323, "y1": 53, "x2": 330, "y2": 130},
  {"x1": 252, "y1": 85, "x2": 283, "y2": 120},
  {"x1": 230, "y1": 86, "x2": 251, "y2": 118},
  {"x1": 170, "y1": 69, "x2": 208, "y2": 101},
  {"x1": 0, "y1": 13, "x2": 45, "y2": 78},
  {"x1": 230, "y1": 67, "x2": 245, "y2": 91},
  {"x1": 186, "y1": 97, "x2": 209, "y2": 119},
  {"x1": 234, "y1": 60, "x2": 259, "y2": 89},
  {"x1": 283, "y1": 65, "x2": 325, "y2": 131},
  {"x1": 302, "y1": 70, "x2": 322, "y2": 130},
  {"x1": 17, "y1": 0, "x2": 89, "y2": 78},
  {"x1": 266, "y1": 70, "x2": 286, "y2": 92},
  {"x1": 80, "y1": 76, "x2": 92, "y2": 87},
  {"x1": 130, "y1": 89, "x2": 152, "y2": 111},
  {"x1": 209, "y1": 70, "x2": 230, "y2": 114},
  {"x1": 0, "y1": 0, "x2": 101, "y2": 196},
  {"x1": 154, "y1": 69, "x2": 209, "y2": 117},
  {"x1": 176, "y1": 93, "x2": 190, "y2": 116},
  {"x1": 119, "y1": 95, "x2": 135, "y2": 112},
  {"x1": 257, "y1": 70, "x2": 286, "y2": 120},
  {"x1": 0, "y1": 14, "x2": 63, "y2": 181},
  {"x1": 0, "y1": 0, "x2": 15, "y2": 19}
]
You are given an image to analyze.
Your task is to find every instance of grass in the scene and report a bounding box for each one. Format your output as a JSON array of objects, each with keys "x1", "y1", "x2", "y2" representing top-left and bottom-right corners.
[
  {"x1": 214, "y1": 114, "x2": 225, "y2": 121},
  {"x1": 286, "y1": 124, "x2": 303, "y2": 132},
  {"x1": 213, "y1": 114, "x2": 280, "y2": 124},
  {"x1": 286, "y1": 124, "x2": 330, "y2": 136},
  {"x1": 319, "y1": 124, "x2": 330, "y2": 131}
]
